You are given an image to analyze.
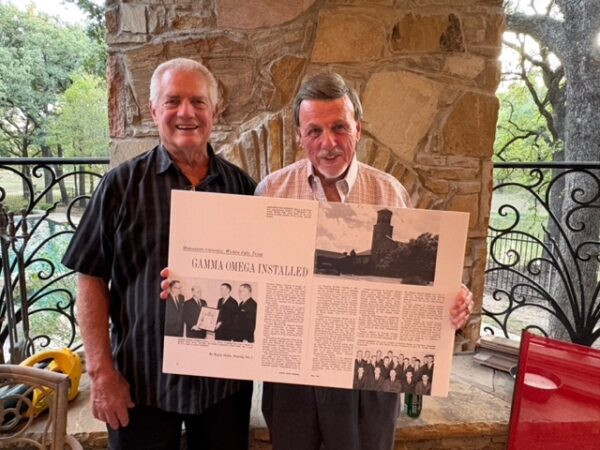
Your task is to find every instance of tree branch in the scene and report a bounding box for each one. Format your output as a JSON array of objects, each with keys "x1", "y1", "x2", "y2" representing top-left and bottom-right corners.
[
  {"x1": 496, "y1": 129, "x2": 539, "y2": 161},
  {"x1": 506, "y1": 13, "x2": 566, "y2": 59},
  {"x1": 503, "y1": 39, "x2": 558, "y2": 79},
  {"x1": 520, "y1": 66, "x2": 558, "y2": 141}
]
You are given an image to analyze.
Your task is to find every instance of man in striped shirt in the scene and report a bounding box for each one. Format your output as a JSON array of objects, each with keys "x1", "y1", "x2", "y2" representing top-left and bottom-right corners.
[
  {"x1": 257, "y1": 73, "x2": 473, "y2": 450},
  {"x1": 62, "y1": 58, "x2": 256, "y2": 449}
]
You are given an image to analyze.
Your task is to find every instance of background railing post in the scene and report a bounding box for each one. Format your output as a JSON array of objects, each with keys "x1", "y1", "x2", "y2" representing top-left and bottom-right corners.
[{"x1": 0, "y1": 157, "x2": 109, "y2": 362}]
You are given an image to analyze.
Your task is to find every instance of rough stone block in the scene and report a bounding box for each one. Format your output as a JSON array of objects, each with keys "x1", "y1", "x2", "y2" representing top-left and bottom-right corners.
[
  {"x1": 107, "y1": 32, "x2": 148, "y2": 45},
  {"x1": 363, "y1": 71, "x2": 442, "y2": 161},
  {"x1": 443, "y1": 55, "x2": 485, "y2": 80},
  {"x1": 418, "y1": 166, "x2": 479, "y2": 181},
  {"x1": 266, "y1": 114, "x2": 284, "y2": 174},
  {"x1": 399, "y1": 168, "x2": 421, "y2": 200},
  {"x1": 105, "y1": 5, "x2": 119, "y2": 34},
  {"x1": 423, "y1": 178, "x2": 451, "y2": 194},
  {"x1": 357, "y1": 136, "x2": 377, "y2": 166},
  {"x1": 209, "y1": 56, "x2": 258, "y2": 122},
  {"x1": 108, "y1": 55, "x2": 126, "y2": 139},
  {"x1": 312, "y1": 11, "x2": 387, "y2": 62},
  {"x1": 222, "y1": 143, "x2": 248, "y2": 174},
  {"x1": 483, "y1": 14, "x2": 505, "y2": 48},
  {"x1": 269, "y1": 56, "x2": 307, "y2": 110},
  {"x1": 443, "y1": 92, "x2": 498, "y2": 157},
  {"x1": 476, "y1": 58, "x2": 501, "y2": 91},
  {"x1": 391, "y1": 13, "x2": 465, "y2": 54},
  {"x1": 166, "y1": 8, "x2": 213, "y2": 31},
  {"x1": 392, "y1": 14, "x2": 439, "y2": 53},
  {"x1": 447, "y1": 194, "x2": 479, "y2": 229},
  {"x1": 327, "y1": 0, "x2": 393, "y2": 4},
  {"x1": 216, "y1": 0, "x2": 316, "y2": 29},
  {"x1": 239, "y1": 129, "x2": 262, "y2": 181},
  {"x1": 456, "y1": 181, "x2": 482, "y2": 194},
  {"x1": 390, "y1": 162, "x2": 407, "y2": 183},
  {"x1": 278, "y1": 106, "x2": 298, "y2": 168},
  {"x1": 462, "y1": 15, "x2": 484, "y2": 44},
  {"x1": 371, "y1": 148, "x2": 394, "y2": 172},
  {"x1": 414, "y1": 191, "x2": 437, "y2": 210},
  {"x1": 110, "y1": 138, "x2": 159, "y2": 167},
  {"x1": 121, "y1": 4, "x2": 147, "y2": 34},
  {"x1": 147, "y1": 6, "x2": 166, "y2": 33},
  {"x1": 249, "y1": 18, "x2": 314, "y2": 62},
  {"x1": 446, "y1": 155, "x2": 480, "y2": 168},
  {"x1": 463, "y1": 13, "x2": 504, "y2": 52},
  {"x1": 416, "y1": 153, "x2": 447, "y2": 166}
]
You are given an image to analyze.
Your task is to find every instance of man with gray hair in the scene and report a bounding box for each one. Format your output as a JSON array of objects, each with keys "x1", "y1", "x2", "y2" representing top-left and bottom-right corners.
[
  {"x1": 62, "y1": 58, "x2": 256, "y2": 449},
  {"x1": 257, "y1": 72, "x2": 473, "y2": 449}
]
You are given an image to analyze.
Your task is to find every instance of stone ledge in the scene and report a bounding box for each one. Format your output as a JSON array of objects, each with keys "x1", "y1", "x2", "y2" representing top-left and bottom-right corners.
[{"x1": 12, "y1": 354, "x2": 513, "y2": 450}]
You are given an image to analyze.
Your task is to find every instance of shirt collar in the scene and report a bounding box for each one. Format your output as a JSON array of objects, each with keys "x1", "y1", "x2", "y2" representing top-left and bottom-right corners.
[
  {"x1": 156, "y1": 143, "x2": 222, "y2": 186},
  {"x1": 306, "y1": 154, "x2": 359, "y2": 201},
  {"x1": 156, "y1": 144, "x2": 173, "y2": 174}
]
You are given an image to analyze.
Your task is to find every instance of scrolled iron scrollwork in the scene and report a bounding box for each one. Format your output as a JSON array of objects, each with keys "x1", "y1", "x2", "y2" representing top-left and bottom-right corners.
[
  {"x1": 484, "y1": 162, "x2": 600, "y2": 347},
  {"x1": 0, "y1": 158, "x2": 109, "y2": 363}
]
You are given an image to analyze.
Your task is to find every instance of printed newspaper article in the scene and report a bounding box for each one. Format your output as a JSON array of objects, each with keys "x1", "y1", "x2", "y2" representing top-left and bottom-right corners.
[{"x1": 163, "y1": 190, "x2": 469, "y2": 397}]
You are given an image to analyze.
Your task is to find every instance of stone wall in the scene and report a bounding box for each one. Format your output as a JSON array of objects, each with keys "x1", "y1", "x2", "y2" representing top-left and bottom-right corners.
[{"x1": 106, "y1": 0, "x2": 505, "y2": 348}]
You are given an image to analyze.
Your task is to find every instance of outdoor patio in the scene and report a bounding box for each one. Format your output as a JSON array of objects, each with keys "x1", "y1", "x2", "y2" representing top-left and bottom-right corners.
[
  {"x1": 2, "y1": 1, "x2": 600, "y2": 448},
  {"x1": 16, "y1": 354, "x2": 512, "y2": 450}
]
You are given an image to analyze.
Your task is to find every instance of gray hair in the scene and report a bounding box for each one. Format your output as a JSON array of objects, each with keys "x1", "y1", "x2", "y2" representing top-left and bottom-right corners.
[
  {"x1": 149, "y1": 58, "x2": 218, "y2": 109},
  {"x1": 293, "y1": 73, "x2": 363, "y2": 127}
]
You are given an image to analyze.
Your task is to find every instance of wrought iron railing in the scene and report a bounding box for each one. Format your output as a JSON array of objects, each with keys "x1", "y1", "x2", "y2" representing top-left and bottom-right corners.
[
  {"x1": 0, "y1": 157, "x2": 109, "y2": 363},
  {"x1": 2, "y1": 157, "x2": 598, "y2": 361},
  {"x1": 483, "y1": 161, "x2": 600, "y2": 347}
]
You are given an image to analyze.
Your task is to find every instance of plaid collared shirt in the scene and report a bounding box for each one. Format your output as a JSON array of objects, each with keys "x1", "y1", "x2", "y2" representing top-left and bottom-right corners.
[{"x1": 255, "y1": 156, "x2": 412, "y2": 208}]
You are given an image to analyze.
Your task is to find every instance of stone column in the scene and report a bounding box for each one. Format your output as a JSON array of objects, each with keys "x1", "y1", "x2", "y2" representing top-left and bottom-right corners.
[{"x1": 107, "y1": 0, "x2": 505, "y2": 350}]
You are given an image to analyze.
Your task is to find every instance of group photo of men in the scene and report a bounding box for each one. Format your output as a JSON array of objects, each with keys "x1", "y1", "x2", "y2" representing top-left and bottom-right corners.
[
  {"x1": 353, "y1": 350, "x2": 434, "y2": 395},
  {"x1": 164, "y1": 278, "x2": 257, "y2": 343}
]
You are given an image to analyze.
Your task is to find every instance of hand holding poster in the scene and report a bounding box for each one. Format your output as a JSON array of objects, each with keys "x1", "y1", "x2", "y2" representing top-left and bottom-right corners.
[{"x1": 163, "y1": 190, "x2": 469, "y2": 396}]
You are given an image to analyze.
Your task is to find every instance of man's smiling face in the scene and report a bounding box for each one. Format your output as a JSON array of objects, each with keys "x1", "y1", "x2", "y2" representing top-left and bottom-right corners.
[
  {"x1": 297, "y1": 95, "x2": 362, "y2": 182},
  {"x1": 150, "y1": 69, "x2": 217, "y2": 157}
]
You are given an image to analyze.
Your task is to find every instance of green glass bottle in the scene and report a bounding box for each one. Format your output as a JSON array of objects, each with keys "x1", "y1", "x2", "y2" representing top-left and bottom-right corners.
[{"x1": 404, "y1": 393, "x2": 423, "y2": 418}]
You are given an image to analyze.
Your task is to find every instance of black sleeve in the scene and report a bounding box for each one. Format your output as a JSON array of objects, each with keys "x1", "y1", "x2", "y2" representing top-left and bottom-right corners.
[{"x1": 61, "y1": 171, "x2": 121, "y2": 281}]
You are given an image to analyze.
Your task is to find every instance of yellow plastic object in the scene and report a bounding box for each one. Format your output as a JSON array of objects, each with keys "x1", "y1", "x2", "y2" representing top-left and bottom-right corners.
[{"x1": 19, "y1": 348, "x2": 82, "y2": 417}]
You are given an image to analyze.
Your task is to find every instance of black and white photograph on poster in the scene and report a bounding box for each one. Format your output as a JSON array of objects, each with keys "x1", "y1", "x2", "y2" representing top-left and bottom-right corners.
[
  {"x1": 163, "y1": 278, "x2": 258, "y2": 343},
  {"x1": 352, "y1": 349, "x2": 435, "y2": 395},
  {"x1": 196, "y1": 307, "x2": 219, "y2": 332},
  {"x1": 314, "y1": 203, "x2": 441, "y2": 286}
]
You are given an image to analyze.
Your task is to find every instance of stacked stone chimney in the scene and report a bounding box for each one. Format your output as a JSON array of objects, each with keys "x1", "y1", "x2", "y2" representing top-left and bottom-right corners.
[{"x1": 107, "y1": 0, "x2": 505, "y2": 349}]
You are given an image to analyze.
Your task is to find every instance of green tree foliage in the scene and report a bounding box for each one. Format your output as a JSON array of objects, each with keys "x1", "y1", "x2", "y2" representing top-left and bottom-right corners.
[
  {"x1": 48, "y1": 72, "x2": 108, "y2": 157},
  {"x1": 0, "y1": 3, "x2": 97, "y2": 158},
  {"x1": 504, "y1": 0, "x2": 598, "y2": 165},
  {"x1": 66, "y1": 0, "x2": 107, "y2": 77},
  {"x1": 66, "y1": 0, "x2": 105, "y2": 38},
  {"x1": 495, "y1": 82, "x2": 556, "y2": 164},
  {"x1": 497, "y1": 2, "x2": 566, "y2": 167},
  {"x1": 377, "y1": 233, "x2": 439, "y2": 285},
  {"x1": 493, "y1": 80, "x2": 559, "y2": 197}
]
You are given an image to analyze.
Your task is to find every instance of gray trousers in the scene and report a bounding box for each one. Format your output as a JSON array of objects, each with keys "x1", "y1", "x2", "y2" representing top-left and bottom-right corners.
[{"x1": 262, "y1": 383, "x2": 399, "y2": 450}]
